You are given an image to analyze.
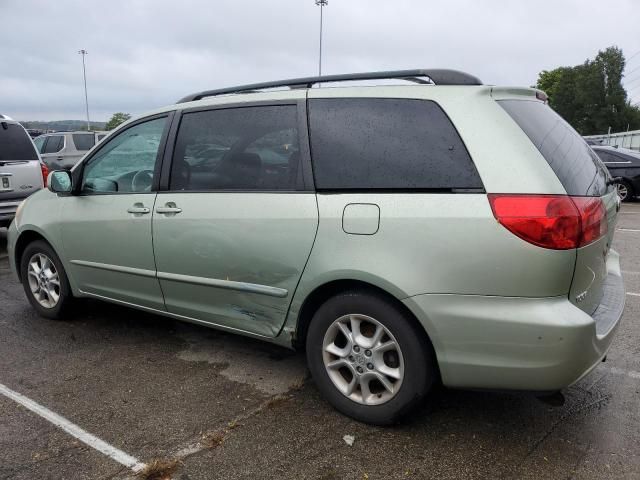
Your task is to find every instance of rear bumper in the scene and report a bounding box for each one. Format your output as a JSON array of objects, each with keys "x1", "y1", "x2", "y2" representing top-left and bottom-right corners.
[{"x1": 403, "y1": 250, "x2": 625, "y2": 392}]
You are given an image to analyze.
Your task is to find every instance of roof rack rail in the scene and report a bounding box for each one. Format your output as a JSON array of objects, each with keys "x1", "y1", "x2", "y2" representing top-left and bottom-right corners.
[{"x1": 177, "y1": 68, "x2": 482, "y2": 103}]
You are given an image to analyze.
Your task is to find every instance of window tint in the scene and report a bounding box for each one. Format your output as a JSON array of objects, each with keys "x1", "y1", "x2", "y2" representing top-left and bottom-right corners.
[
  {"x1": 72, "y1": 133, "x2": 95, "y2": 151},
  {"x1": 33, "y1": 136, "x2": 46, "y2": 153},
  {"x1": 82, "y1": 117, "x2": 166, "y2": 193},
  {"x1": 499, "y1": 100, "x2": 610, "y2": 196},
  {"x1": 170, "y1": 106, "x2": 300, "y2": 191},
  {"x1": 594, "y1": 150, "x2": 622, "y2": 164},
  {"x1": 43, "y1": 135, "x2": 64, "y2": 154},
  {"x1": 0, "y1": 123, "x2": 39, "y2": 161},
  {"x1": 596, "y1": 149, "x2": 640, "y2": 165},
  {"x1": 307, "y1": 98, "x2": 482, "y2": 190}
]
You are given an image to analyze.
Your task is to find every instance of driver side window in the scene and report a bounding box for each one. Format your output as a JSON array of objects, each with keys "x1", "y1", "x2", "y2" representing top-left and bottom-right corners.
[{"x1": 81, "y1": 117, "x2": 166, "y2": 194}]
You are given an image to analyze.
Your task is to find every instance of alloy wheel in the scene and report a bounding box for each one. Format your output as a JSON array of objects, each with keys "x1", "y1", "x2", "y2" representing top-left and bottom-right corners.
[
  {"x1": 322, "y1": 314, "x2": 404, "y2": 405},
  {"x1": 26, "y1": 253, "x2": 61, "y2": 309},
  {"x1": 616, "y1": 182, "x2": 629, "y2": 201}
]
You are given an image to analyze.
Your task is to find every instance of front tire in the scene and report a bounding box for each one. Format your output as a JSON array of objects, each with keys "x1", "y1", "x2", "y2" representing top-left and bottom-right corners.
[
  {"x1": 306, "y1": 290, "x2": 436, "y2": 425},
  {"x1": 20, "y1": 240, "x2": 73, "y2": 319}
]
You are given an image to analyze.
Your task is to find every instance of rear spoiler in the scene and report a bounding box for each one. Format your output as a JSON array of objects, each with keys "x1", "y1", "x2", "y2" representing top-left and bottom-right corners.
[{"x1": 490, "y1": 86, "x2": 548, "y2": 103}]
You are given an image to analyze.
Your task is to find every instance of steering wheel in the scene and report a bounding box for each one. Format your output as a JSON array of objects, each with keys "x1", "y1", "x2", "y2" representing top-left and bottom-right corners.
[{"x1": 132, "y1": 169, "x2": 154, "y2": 192}]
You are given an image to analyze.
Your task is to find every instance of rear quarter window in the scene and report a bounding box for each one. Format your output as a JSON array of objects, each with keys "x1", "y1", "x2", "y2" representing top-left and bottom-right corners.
[
  {"x1": 0, "y1": 123, "x2": 38, "y2": 160},
  {"x1": 308, "y1": 98, "x2": 483, "y2": 191},
  {"x1": 498, "y1": 100, "x2": 610, "y2": 196}
]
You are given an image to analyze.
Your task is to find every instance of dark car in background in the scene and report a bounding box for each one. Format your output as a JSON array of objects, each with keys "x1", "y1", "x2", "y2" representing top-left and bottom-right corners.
[{"x1": 592, "y1": 146, "x2": 640, "y2": 202}]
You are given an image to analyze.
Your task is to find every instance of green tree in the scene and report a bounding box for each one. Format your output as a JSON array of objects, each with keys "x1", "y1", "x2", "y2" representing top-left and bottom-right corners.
[
  {"x1": 537, "y1": 67, "x2": 578, "y2": 126},
  {"x1": 105, "y1": 112, "x2": 131, "y2": 131},
  {"x1": 536, "y1": 46, "x2": 640, "y2": 135}
]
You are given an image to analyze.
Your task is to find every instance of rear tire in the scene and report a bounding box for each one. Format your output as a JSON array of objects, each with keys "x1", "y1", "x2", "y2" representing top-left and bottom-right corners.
[
  {"x1": 306, "y1": 290, "x2": 435, "y2": 425},
  {"x1": 20, "y1": 240, "x2": 73, "y2": 319},
  {"x1": 616, "y1": 179, "x2": 634, "y2": 202}
]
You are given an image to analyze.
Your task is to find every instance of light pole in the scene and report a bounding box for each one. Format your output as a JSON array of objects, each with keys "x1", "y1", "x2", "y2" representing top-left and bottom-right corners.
[
  {"x1": 315, "y1": 0, "x2": 328, "y2": 77},
  {"x1": 78, "y1": 49, "x2": 90, "y2": 131}
]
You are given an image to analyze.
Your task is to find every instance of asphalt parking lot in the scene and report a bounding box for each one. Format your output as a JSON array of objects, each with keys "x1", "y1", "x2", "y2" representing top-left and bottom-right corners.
[{"x1": 1, "y1": 202, "x2": 639, "y2": 480}]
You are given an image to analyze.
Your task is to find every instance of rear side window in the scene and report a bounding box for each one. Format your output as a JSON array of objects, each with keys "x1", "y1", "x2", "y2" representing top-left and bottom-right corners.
[
  {"x1": 170, "y1": 106, "x2": 300, "y2": 191},
  {"x1": 72, "y1": 133, "x2": 95, "y2": 151},
  {"x1": 0, "y1": 123, "x2": 38, "y2": 160},
  {"x1": 594, "y1": 150, "x2": 622, "y2": 164},
  {"x1": 498, "y1": 100, "x2": 609, "y2": 196},
  {"x1": 33, "y1": 136, "x2": 46, "y2": 153},
  {"x1": 308, "y1": 98, "x2": 482, "y2": 190},
  {"x1": 43, "y1": 135, "x2": 64, "y2": 154},
  {"x1": 596, "y1": 149, "x2": 640, "y2": 165}
]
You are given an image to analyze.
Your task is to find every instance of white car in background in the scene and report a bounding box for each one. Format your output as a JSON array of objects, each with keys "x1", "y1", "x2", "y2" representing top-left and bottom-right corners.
[
  {"x1": 34, "y1": 131, "x2": 107, "y2": 170},
  {"x1": 0, "y1": 114, "x2": 46, "y2": 228}
]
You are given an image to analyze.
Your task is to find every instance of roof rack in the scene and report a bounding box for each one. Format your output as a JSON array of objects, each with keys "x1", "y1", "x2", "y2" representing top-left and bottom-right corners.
[{"x1": 177, "y1": 68, "x2": 482, "y2": 103}]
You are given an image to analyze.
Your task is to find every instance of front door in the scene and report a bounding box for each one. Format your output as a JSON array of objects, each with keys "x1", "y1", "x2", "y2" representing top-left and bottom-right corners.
[
  {"x1": 153, "y1": 103, "x2": 318, "y2": 337},
  {"x1": 59, "y1": 115, "x2": 170, "y2": 310}
]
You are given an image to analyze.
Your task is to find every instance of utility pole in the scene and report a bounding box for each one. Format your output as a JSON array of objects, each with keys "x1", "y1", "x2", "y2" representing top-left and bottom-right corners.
[
  {"x1": 78, "y1": 49, "x2": 90, "y2": 131},
  {"x1": 315, "y1": 0, "x2": 328, "y2": 77}
]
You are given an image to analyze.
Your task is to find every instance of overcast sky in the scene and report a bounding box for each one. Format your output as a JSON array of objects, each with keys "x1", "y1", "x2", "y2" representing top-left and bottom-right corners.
[{"x1": 2, "y1": 0, "x2": 639, "y2": 121}]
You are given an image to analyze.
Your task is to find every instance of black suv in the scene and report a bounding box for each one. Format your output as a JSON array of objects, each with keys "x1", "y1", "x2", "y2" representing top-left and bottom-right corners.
[{"x1": 592, "y1": 146, "x2": 640, "y2": 202}]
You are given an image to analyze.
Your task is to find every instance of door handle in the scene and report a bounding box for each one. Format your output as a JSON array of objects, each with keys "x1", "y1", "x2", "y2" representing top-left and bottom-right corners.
[
  {"x1": 127, "y1": 204, "x2": 150, "y2": 214},
  {"x1": 156, "y1": 202, "x2": 182, "y2": 214}
]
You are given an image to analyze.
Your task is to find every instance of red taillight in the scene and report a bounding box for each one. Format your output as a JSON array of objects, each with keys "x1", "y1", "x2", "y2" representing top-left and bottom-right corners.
[
  {"x1": 40, "y1": 162, "x2": 49, "y2": 187},
  {"x1": 573, "y1": 196, "x2": 608, "y2": 246},
  {"x1": 488, "y1": 194, "x2": 607, "y2": 250}
]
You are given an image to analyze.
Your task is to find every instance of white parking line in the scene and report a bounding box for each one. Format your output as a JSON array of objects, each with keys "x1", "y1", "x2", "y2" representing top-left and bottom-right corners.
[
  {"x1": 627, "y1": 292, "x2": 640, "y2": 297},
  {"x1": 617, "y1": 228, "x2": 640, "y2": 232},
  {"x1": 0, "y1": 382, "x2": 146, "y2": 472}
]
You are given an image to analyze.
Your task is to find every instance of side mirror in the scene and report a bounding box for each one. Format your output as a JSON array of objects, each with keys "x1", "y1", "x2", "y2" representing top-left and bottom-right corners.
[{"x1": 48, "y1": 170, "x2": 73, "y2": 194}]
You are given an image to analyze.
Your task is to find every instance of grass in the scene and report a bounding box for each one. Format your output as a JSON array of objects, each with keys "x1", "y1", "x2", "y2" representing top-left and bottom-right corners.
[
  {"x1": 136, "y1": 459, "x2": 181, "y2": 480},
  {"x1": 203, "y1": 431, "x2": 225, "y2": 449}
]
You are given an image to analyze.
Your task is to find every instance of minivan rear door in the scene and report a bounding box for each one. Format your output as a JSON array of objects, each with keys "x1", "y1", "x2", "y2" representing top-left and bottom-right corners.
[
  {"x1": 498, "y1": 98, "x2": 618, "y2": 316},
  {"x1": 0, "y1": 122, "x2": 43, "y2": 202},
  {"x1": 152, "y1": 101, "x2": 318, "y2": 338}
]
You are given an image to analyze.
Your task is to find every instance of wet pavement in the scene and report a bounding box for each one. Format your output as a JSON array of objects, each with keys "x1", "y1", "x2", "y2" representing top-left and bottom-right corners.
[{"x1": 0, "y1": 202, "x2": 639, "y2": 479}]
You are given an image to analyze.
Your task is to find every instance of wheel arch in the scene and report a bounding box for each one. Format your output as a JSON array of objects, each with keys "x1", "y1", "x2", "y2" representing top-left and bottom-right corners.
[
  {"x1": 291, "y1": 278, "x2": 437, "y2": 363},
  {"x1": 618, "y1": 177, "x2": 635, "y2": 200},
  {"x1": 14, "y1": 228, "x2": 57, "y2": 282}
]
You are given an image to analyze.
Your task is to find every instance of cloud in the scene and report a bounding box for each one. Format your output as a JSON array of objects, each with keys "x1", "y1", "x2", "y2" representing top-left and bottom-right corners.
[{"x1": 1, "y1": 0, "x2": 639, "y2": 120}]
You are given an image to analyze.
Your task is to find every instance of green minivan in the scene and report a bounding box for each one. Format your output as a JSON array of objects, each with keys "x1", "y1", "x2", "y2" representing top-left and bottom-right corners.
[{"x1": 8, "y1": 70, "x2": 625, "y2": 425}]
